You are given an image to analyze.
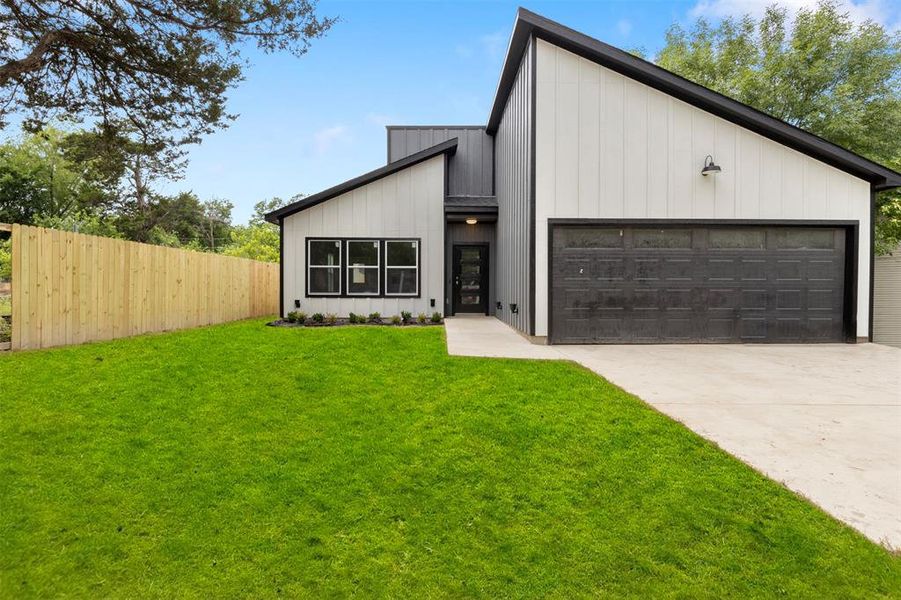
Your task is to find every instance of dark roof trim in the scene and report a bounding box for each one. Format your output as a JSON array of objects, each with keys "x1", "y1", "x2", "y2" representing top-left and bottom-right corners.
[
  {"x1": 265, "y1": 138, "x2": 458, "y2": 223},
  {"x1": 487, "y1": 8, "x2": 901, "y2": 190},
  {"x1": 386, "y1": 125, "x2": 486, "y2": 130}
]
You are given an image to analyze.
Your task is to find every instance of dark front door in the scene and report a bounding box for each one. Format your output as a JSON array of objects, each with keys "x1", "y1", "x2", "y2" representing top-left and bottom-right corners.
[
  {"x1": 453, "y1": 244, "x2": 489, "y2": 314},
  {"x1": 550, "y1": 225, "x2": 849, "y2": 344}
]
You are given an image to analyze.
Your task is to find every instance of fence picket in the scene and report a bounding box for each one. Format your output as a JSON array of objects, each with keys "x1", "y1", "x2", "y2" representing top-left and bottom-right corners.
[{"x1": 7, "y1": 225, "x2": 279, "y2": 350}]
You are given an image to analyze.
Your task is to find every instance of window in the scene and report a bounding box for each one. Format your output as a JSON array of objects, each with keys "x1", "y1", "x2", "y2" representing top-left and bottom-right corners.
[
  {"x1": 305, "y1": 238, "x2": 422, "y2": 298},
  {"x1": 308, "y1": 239, "x2": 341, "y2": 295},
  {"x1": 347, "y1": 240, "x2": 380, "y2": 295},
  {"x1": 385, "y1": 240, "x2": 419, "y2": 295}
]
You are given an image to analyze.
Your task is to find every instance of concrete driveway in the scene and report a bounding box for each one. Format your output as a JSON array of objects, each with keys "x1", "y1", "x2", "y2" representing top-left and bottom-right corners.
[{"x1": 445, "y1": 316, "x2": 901, "y2": 550}]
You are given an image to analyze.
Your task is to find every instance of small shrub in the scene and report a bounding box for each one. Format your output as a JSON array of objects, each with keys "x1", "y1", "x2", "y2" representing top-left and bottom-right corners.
[
  {"x1": 368, "y1": 312, "x2": 382, "y2": 324},
  {"x1": 400, "y1": 310, "x2": 412, "y2": 324},
  {"x1": 325, "y1": 313, "x2": 338, "y2": 325},
  {"x1": 286, "y1": 310, "x2": 306, "y2": 324},
  {"x1": 311, "y1": 313, "x2": 325, "y2": 324},
  {"x1": 417, "y1": 312, "x2": 427, "y2": 324},
  {"x1": 348, "y1": 312, "x2": 360, "y2": 324},
  {"x1": 430, "y1": 312, "x2": 442, "y2": 324},
  {"x1": 0, "y1": 318, "x2": 10, "y2": 343},
  {"x1": 390, "y1": 315, "x2": 402, "y2": 325}
]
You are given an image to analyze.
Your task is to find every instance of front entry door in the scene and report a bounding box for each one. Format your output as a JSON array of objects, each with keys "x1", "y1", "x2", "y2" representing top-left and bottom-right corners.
[{"x1": 453, "y1": 244, "x2": 489, "y2": 314}]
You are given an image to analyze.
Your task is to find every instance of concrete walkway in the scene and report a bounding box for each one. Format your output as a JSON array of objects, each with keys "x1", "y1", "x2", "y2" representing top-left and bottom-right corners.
[{"x1": 444, "y1": 315, "x2": 901, "y2": 550}]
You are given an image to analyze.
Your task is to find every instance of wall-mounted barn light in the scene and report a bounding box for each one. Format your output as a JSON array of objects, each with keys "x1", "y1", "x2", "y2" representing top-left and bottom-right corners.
[
  {"x1": 701, "y1": 155, "x2": 721, "y2": 176},
  {"x1": 510, "y1": 303, "x2": 519, "y2": 314},
  {"x1": 465, "y1": 218, "x2": 478, "y2": 225}
]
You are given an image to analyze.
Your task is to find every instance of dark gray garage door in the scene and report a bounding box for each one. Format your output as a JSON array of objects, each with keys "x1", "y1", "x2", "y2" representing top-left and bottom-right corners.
[{"x1": 550, "y1": 225, "x2": 848, "y2": 344}]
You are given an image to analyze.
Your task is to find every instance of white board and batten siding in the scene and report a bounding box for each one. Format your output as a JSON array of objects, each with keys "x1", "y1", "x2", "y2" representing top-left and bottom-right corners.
[
  {"x1": 282, "y1": 155, "x2": 445, "y2": 317},
  {"x1": 533, "y1": 39, "x2": 872, "y2": 338},
  {"x1": 874, "y1": 251, "x2": 901, "y2": 347}
]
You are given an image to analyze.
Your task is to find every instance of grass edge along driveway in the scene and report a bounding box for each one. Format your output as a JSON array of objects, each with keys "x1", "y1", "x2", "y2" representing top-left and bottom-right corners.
[{"x1": 1, "y1": 319, "x2": 899, "y2": 597}]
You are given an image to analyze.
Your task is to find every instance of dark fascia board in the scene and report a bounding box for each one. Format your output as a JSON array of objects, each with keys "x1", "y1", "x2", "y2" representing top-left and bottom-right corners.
[
  {"x1": 486, "y1": 8, "x2": 901, "y2": 190},
  {"x1": 386, "y1": 125, "x2": 487, "y2": 130},
  {"x1": 265, "y1": 138, "x2": 458, "y2": 223}
]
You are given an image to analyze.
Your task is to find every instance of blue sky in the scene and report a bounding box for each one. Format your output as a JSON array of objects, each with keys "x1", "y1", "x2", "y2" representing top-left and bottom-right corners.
[{"x1": 153, "y1": 0, "x2": 898, "y2": 223}]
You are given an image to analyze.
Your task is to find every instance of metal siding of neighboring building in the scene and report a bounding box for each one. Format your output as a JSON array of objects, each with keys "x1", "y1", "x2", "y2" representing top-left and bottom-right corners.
[
  {"x1": 494, "y1": 39, "x2": 533, "y2": 334},
  {"x1": 874, "y1": 251, "x2": 901, "y2": 347},
  {"x1": 445, "y1": 223, "x2": 496, "y2": 316},
  {"x1": 388, "y1": 127, "x2": 493, "y2": 199}
]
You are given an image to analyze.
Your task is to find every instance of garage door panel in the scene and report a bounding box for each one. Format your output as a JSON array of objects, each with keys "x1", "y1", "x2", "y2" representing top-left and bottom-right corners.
[{"x1": 551, "y1": 225, "x2": 847, "y2": 343}]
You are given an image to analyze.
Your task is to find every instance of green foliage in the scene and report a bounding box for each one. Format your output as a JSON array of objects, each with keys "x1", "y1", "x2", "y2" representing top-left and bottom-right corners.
[
  {"x1": 430, "y1": 312, "x2": 442, "y2": 324},
  {"x1": 0, "y1": 238, "x2": 11, "y2": 281},
  {"x1": 368, "y1": 312, "x2": 382, "y2": 324},
  {"x1": 222, "y1": 224, "x2": 280, "y2": 263},
  {"x1": 2, "y1": 2, "x2": 334, "y2": 163},
  {"x1": 286, "y1": 311, "x2": 306, "y2": 324},
  {"x1": 417, "y1": 312, "x2": 427, "y2": 324},
  {"x1": 0, "y1": 316, "x2": 9, "y2": 342},
  {"x1": 654, "y1": 0, "x2": 901, "y2": 251},
  {"x1": 311, "y1": 313, "x2": 325, "y2": 324},
  {"x1": 0, "y1": 320, "x2": 898, "y2": 596},
  {"x1": 400, "y1": 311, "x2": 412, "y2": 324},
  {"x1": 33, "y1": 211, "x2": 121, "y2": 239},
  {"x1": 347, "y1": 312, "x2": 360, "y2": 324},
  {"x1": 325, "y1": 313, "x2": 338, "y2": 325},
  {"x1": 0, "y1": 128, "x2": 113, "y2": 224},
  {"x1": 390, "y1": 315, "x2": 402, "y2": 325}
]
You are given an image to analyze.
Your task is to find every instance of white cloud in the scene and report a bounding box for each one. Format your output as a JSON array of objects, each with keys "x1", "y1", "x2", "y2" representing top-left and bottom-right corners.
[
  {"x1": 616, "y1": 18, "x2": 633, "y2": 37},
  {"x1": 480, "y1": 30, "x2": 508, "y2": 61},
  {"x1": 365, "y1": 113, "x2": 396, "y2": 128},
  {"x1": 312, "y1": 125, "x2": 349, "y2": 155},
  {"x1": 454, "y1": 29, "x2": 509, "y2": 62},
  {"x1": 688, "y1": 0, "x2": 896, "y2": 28}
]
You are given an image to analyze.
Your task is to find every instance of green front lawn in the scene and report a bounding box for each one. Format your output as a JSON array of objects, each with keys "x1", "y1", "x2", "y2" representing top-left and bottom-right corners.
[{"x1": 1, "y1": 320, "x2": 898, "y2": 597}]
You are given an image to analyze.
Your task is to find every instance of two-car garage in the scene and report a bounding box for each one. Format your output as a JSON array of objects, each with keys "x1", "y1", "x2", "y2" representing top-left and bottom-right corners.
[{"x1": 549, "y1": 222, "x2": 855, "y2": 344}]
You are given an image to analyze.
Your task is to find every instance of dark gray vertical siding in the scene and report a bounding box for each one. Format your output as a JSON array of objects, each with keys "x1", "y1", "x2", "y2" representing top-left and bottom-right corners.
[
  {"x1": 445, "y1": 222, "x2": 497, "y2": 316},
  {"x1": 388, "y1": 127, "x2": 493, "y2": 198},
  {"x1": 494, "y1": 39, "x2": 533, "y2": 334}
]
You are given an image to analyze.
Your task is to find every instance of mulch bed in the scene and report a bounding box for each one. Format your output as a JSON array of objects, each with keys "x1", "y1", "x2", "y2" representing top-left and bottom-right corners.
[{"x1": 267, "y1": 318, "x2": 443, "y2": 328}]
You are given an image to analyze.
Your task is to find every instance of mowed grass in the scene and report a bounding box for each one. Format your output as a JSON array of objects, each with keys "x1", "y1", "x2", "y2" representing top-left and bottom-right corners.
[{"x1": 1, "y1": 320, "x2": 898, "y2": 598}]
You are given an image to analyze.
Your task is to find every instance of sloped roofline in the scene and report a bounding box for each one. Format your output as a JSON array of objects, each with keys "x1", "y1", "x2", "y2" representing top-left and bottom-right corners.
[
  {"x1": 486, "y1": 8, "x2": 901, "y2": 190},
  {"x1": 265, "y1": 138, "x2": 458, "y2": 223}
]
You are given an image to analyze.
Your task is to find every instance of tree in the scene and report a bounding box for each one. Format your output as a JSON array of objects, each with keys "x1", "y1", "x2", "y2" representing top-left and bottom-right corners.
[
  {"x1": 654, "y1": 1, "x2": 901, "y2": 252},
  {"x1": 0, "y1": 128, "x2": 112, "y2": 224},
  {"x1": 0, "y1": 1, "x2": 335, "y2": 163},
  {"x1": 221, "y1": 197, "x2": 290, "y2": 262}
]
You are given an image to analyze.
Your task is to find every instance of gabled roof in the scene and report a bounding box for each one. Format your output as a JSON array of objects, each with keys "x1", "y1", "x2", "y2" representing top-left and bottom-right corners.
[
  {"x1": 265, "y1": 138, "x2": 458, "y2": 223},
  {"x1": 486, "y1": 8, "x2": 901, "y2": 190}
]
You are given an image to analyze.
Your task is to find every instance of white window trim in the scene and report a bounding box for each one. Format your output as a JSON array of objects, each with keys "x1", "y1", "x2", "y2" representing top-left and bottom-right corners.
[
  {"x1": 307, "y1": 239, "x2": 342, "y2": 296},
  {"x1": 384, "y1": 239, "x2": 419, "y2": 296},
  {"x1": 346, "y1": 239, "x2": 381, "y2": 296}
]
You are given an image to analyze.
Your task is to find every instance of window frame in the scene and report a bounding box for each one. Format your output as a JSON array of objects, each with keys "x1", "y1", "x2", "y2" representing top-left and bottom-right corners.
[
  {"x1": 345, "y1": 239, "x2": 382, "y2": 296},
  {"x1": 304, "y1": 237, "x2": 422, "y2": 299},
  {"x1": 384, "y1": 239, "x2": 420, "y2": 297},
  {"x1": 306, "y1": 239, "x2": 342, "y2": 296}
]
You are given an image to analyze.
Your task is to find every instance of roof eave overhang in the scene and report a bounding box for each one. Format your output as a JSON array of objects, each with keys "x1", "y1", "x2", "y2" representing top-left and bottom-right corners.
[
  {"x1": 265, "y1": 138, "x2": 458, "y2": 223},
  {"x1": 486, "y1": 8, "x2": 901, "y2": 191}
]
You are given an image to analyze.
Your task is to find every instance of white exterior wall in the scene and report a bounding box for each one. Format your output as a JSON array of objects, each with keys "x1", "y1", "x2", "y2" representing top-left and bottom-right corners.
[
  {"x1": 282, "y1": 155, "x2": 445, "y2": 317},
  {"x1": 534, "y1": 39, "x2": 872, "y2": 338}
]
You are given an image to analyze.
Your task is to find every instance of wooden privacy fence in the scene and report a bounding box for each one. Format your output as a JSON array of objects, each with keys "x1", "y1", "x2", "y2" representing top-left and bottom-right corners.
[{"x1": 8, "y1": 224, "x2": 279, "y2": 350}]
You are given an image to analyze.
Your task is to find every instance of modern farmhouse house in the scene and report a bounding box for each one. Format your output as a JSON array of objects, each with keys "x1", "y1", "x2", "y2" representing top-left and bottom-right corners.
[{"x1": 267, "y1": 8, "x2": 901, "y2": 344}]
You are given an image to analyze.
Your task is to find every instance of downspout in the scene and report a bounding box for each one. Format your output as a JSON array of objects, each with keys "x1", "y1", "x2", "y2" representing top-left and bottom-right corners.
[
  {"x1": 278, "y1": 217, "x2": 285, "y2": 319},
  {"x1": 869, "y1": 187, "x2": 876, "y2": 342}
]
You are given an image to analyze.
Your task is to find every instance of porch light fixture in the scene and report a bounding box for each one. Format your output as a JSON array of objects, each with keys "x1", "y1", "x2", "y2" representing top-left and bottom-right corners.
[
  {"x1": 701, "y1": 155, "x2": 721, "y2": 176},
  {"x1": 465, "y1": 218, "x2": 478, "y2": 225}
]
